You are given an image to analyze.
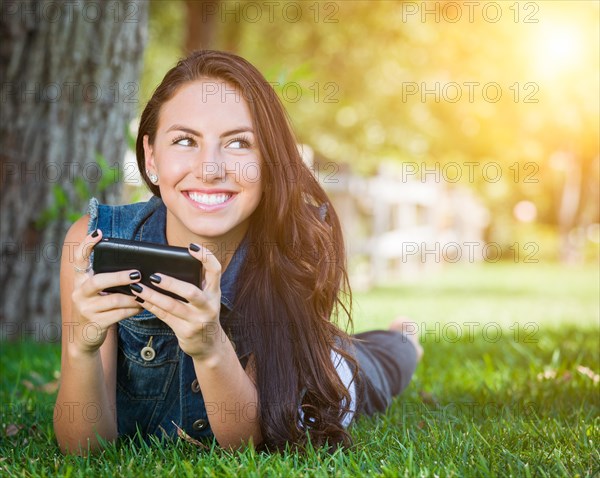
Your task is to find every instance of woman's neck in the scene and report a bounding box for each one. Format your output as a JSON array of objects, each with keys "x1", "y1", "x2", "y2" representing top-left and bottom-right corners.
[{"x1": 165, "y1": 220, "x2": 247, "y2": 272}]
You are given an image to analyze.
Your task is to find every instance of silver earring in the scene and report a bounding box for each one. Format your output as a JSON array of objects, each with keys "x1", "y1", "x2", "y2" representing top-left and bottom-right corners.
[{"x1": 146, "y1": 170, "x2": 158, "y2": 184}]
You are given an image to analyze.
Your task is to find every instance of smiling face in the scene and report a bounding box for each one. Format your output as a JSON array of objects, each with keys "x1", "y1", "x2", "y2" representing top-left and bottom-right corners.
[{"x1": 143, "y1": 79, "x2": 263, "y2": 252}]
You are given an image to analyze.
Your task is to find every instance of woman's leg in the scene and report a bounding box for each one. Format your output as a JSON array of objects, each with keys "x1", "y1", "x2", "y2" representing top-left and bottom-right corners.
[{"x1": 350, "y1": 319, "x2": 423, "y2": 416}]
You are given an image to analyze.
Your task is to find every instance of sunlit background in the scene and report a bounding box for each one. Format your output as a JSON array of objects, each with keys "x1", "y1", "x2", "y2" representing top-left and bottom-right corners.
[{"x1": 123, "y1": 0, "x2": 599, "y2": 286}]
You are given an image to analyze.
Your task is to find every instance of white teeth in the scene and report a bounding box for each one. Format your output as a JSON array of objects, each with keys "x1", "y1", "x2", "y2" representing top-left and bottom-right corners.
[{"x1": 188, "y1": 192, "x2": 232, "y2": 206}]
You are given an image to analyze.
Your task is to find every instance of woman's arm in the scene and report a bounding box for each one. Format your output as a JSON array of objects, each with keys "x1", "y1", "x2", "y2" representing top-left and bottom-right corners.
[
  {"x1": 193, "y1": 334, "x2": 262, "y2": 449},
  {"x1": 54, "y1": 217, "x2": 141, "y2": 454}
]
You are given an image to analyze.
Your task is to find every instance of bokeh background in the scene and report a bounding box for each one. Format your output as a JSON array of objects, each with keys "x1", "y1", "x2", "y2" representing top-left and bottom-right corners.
[{"x1": 138, "y1": 0, "x2": 600, "y2": 285}]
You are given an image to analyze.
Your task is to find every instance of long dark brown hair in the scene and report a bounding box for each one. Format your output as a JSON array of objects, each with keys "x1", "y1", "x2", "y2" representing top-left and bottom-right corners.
[{"x1": 136, "y1": 50, "x2": 357, "y2": 450}]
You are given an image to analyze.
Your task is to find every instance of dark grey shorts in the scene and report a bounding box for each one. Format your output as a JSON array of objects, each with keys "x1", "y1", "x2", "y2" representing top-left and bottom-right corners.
[{"x1": 348, "y1": 330, "x2": 418, "y2": 416}]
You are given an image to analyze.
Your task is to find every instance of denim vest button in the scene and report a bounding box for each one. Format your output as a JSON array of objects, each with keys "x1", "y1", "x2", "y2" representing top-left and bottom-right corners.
[
  {"x1": 191, "y1": 379, "x2": 200, "y2": 393},
  {"x1": 192, "y1": 418, "x2": 208, "y2": 431},
  {"x1": 141, "y1": 346, "x2": 156, "y2": 361}
]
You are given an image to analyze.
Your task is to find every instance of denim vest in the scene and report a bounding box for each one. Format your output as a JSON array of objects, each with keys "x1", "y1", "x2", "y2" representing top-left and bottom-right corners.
[{"x1": 87, "y1": 196, "x2": 250, "y2": 441}]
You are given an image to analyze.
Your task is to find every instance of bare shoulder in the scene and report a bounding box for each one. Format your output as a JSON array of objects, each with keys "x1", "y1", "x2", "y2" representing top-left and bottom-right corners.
[
  {"x1": 64, "y1": 214, "x2": 90, "y2": 244},
  {"x1": 60, "y1": 215, "x2": 90, "y2": 272}
]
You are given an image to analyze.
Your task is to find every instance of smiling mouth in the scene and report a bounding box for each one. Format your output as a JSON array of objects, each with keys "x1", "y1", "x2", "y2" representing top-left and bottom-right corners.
[{"x1": 187, "y1": 191, "x2": 234, "y2": 206}]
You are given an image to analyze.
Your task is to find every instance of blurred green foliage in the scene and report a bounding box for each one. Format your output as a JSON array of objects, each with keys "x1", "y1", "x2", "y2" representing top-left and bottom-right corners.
[
  {"x1": 140, "y1": 0, "x2": 599, "y2": 238},
  {"x1": 140, "y1": 1, "x2": 186, "y2": 106},
  {"x1": 35, "y1": 153, "x2": 116, "y2": 229}
]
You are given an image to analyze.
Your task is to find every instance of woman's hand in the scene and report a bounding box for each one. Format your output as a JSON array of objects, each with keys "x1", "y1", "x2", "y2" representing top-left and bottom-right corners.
[
  {"x1": 127, "y1": 243, "x2": 223, "y2": 361},
  {"x1": 69, "y1": 229, "x2": 143, "y2": 354}
]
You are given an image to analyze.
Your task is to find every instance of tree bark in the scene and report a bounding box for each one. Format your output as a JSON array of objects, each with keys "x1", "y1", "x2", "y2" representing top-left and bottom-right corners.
[{"x1": 0, "y1": 0, "x2": 148, "y2": 339}]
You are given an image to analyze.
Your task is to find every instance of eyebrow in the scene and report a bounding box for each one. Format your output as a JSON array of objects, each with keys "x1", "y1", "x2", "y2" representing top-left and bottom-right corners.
[{"x1": 165, "y1": 124, "x2": 254, "y2": 138}]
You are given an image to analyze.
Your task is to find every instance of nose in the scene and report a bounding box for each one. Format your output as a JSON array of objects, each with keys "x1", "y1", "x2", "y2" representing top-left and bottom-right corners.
[{"x1": 192, "y1": 142, "x2": 225, "y2": 182}]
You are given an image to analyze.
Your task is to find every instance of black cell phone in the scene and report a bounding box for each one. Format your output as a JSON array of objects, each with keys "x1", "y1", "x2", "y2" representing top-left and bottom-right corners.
[{"x1": 92, "y1": 237, "x2": 202, "y2": 302}]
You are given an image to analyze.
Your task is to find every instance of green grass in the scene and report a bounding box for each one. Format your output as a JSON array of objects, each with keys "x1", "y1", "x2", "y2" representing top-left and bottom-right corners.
[{"x1": 1, "y1": 263, "x2": 598, "y2": 477}]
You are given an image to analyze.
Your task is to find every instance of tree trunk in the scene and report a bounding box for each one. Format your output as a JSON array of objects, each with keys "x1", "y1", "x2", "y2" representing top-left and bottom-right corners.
[
  {"x1": 184, "y1": 0, "x2": 220, "y2": 52},
  {"x1": 0, "y1": 0, "x2": 148, "y2": 339}
]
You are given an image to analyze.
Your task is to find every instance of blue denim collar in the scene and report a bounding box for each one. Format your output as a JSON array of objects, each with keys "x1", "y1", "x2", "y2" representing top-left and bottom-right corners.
[
  {"x1": 137, "y1": 196, "x2": 167, "y2": 244},
  {"x1": 138, "y1": 196, "x2": 246, "y2": 310}
]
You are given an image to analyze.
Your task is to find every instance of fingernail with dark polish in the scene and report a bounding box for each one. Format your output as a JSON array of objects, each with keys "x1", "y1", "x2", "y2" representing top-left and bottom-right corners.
[
  {"x1": 189, "y1": 243, "x2": 200, "y2": 252},
  {"x1": 130, "y1": 283, "x2": 143, "y2": 293},
  {"x1": 92, "y1": 229, "x2": 99, "y2": 238},
  {"x1": 149, "y1": 274, "x2": 161, "y2": 284},
  {"x1": 135, "y1": 296, "x2": 145, "y2": 304},
  {"x1": 129, "y1": 271, "x2": 141, "y2": 280}
]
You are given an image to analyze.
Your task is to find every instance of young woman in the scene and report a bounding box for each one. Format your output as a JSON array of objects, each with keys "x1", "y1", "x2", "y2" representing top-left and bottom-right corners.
[{"x1": 55, "y1": 50, "x2": 422, "y2": 454}]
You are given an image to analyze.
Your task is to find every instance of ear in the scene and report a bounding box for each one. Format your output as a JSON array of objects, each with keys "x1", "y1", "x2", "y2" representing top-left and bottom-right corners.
[{"x1": 143, "y1": 135, "x2": 156, "y2": 174}]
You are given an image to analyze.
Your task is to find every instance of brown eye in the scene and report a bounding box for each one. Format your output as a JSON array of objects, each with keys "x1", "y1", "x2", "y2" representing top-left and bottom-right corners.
[
  {"x1": 227, "y1": 136, "x2": 251, "y2": 149},
  {"x1": 173, "y1": 136, "x2": 195, "y2": 147}
]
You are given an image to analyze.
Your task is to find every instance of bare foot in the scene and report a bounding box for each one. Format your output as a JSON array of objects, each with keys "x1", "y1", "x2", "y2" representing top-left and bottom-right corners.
[{"x1": 389, "y1": 317, "x2": 424, "y2": 362}]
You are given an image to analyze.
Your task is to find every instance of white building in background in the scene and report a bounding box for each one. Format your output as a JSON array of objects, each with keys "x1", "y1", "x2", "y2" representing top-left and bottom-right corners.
[{"x1": 317, "y1": 161, "x2": 489, "y2": 287}]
